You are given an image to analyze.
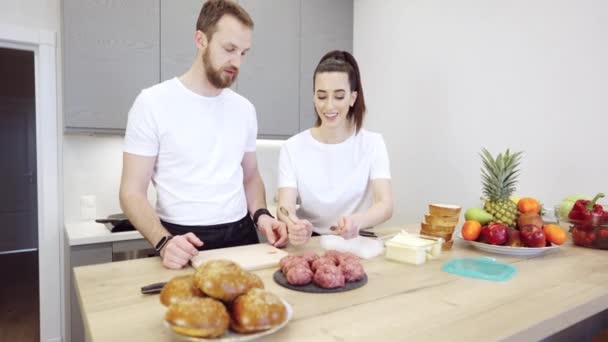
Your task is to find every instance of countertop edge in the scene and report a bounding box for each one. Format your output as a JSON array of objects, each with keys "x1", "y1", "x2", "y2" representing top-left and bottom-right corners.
[
  {"x1": 503, "y1": 292, "x2": 608, "y2": 342},
  {"x1": 65, "y1": 221, "x2": 144, "y2": 246}
]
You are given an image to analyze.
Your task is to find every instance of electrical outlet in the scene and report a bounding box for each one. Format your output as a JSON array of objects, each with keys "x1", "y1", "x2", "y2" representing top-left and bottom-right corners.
[{"x1": 80, "y1": 195, "x2": 97, "y2": 220}]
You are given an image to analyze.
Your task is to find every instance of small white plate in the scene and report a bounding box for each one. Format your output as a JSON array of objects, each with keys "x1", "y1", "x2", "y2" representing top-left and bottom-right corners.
[
  {"x1": 165, "y1": 298, "x2": 293, "y2": 341},
  {"x1": 459, "y1": 235, "x2": 561, "y2": 256}
]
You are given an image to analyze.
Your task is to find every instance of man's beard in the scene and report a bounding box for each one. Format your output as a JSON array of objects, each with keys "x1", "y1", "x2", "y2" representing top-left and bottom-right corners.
[{"x1": 203, "y1": 49, "x2": 238, "y2": 89}]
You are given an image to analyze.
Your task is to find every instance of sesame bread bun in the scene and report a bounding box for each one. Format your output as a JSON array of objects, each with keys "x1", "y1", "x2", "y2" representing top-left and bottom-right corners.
[
  {"x1": 165, "y1": 297, "x2": 229, "y2": 338},
  {"x1": 230, "y1": 288, "x2": 287, "y2": 334},
  {"x1": 194, "y1": 260, "x2": 261, "y2": 302},
  {"x1": 160, "y1": 275, "x2": 204, "y2": 307}
]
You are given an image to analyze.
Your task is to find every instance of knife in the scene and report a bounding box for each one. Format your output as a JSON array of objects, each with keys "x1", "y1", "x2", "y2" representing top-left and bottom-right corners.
[
  {"x1": 282, "y1": 207, "x2": 379, "y2": 239},
  {"x1": 140, "y1": 282, "x2": 166, "y2": 295},
  {"x1": 330, "y1": 225, "x2": 378, "y2": 238},
  {"x1": 359, "y1": 230, "x2": 378, "y2": 238},
  {"x1": 95, "y1": 218, "x2": 124, "y2": 224}
]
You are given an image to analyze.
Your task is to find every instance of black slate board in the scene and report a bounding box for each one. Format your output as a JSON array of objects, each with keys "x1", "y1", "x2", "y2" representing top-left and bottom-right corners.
[{"x1": 273, "y1": 270, "x2": 368, "y2": 293}]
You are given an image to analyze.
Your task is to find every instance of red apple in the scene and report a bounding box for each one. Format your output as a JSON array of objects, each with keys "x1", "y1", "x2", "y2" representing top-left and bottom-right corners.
[
  {"x1": 477, "y1": 226, "x2": 489, "y2": 243},
  {"x1": 520, "y1": 224, "x2": 546, "y2": 247},
  {"x1": 517, "y1": 212, "x2": 543, "y2": 230},
  {"x1": 505, "y1": 227, "x2": 523, "y2": 247},
  {"x1": 480, "y1": 223, "x2": 507, "y2": 245}
]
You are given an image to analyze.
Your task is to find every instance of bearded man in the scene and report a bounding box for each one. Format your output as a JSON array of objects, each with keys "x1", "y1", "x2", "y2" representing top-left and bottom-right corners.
[{"x1": 119, "y1": 0, "x2": 287, "y2": 269}]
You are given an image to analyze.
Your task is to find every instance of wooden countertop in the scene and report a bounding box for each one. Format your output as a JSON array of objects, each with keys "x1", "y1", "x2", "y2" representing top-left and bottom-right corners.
[{"x1": 73, "y1": 225, "x2": 608, "y2": 341}]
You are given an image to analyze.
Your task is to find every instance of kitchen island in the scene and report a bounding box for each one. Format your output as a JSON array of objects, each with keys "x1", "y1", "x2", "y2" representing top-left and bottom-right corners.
[{"x1": 73, "y1": 225, "x2": 608, "y2": 341}]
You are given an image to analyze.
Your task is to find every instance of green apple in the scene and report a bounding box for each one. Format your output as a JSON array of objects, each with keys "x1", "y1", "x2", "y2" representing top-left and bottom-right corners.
[
  {"x1": 464, "y1": 207, "x2": 494, "y2": 225},
  {"x1": 558, "y1": 194, "x2": 589, "y2": 218},
  {"x1": 563, "y1": 194, "x2": 589, "y2": 202}
]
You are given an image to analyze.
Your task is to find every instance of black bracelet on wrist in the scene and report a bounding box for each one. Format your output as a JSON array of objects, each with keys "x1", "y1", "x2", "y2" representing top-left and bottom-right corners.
[
  {"x1": 154, "y1": 235, "x2": 173, "y2": 253},
  {"x1": 252, "y1": 208, "x2": 274, "y2": 227}
]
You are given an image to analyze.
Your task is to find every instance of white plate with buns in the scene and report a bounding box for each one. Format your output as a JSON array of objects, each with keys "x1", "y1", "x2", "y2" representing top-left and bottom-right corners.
[
  {"x1": 165, "y1": 298, "x2": 293, "y2": 341},
  {"x1": 162, "y1": 260, "x2": 293, "y2": 341}
]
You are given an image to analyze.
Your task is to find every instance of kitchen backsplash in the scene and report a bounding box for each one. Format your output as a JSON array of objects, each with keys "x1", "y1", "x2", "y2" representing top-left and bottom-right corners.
[{"x1": 63, "y1": 134, "x2": 283, "y2": 223}]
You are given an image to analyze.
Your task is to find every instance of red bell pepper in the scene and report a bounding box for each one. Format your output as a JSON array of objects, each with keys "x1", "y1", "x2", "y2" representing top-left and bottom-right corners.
[{"x1": 568, "y1": 193, "x2": 605, "y2": 229}]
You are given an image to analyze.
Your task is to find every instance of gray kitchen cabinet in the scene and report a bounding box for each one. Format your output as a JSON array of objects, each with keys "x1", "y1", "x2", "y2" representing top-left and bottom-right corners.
[
  {"x1": 68, "y1": 242, "x2": 113, "y2": 342},
  {"x1": 238, "y1": 0, "x2": 301, "y2": 138},
  {"x1": 62, "y1": 0, "x2": 160, "y2": 132},
  {"x1": 62, "y1": 0, "x2": 353, "y2": 137},
  {"x1": 160, "y1": 0, "x2": 201, "y2": 82},
  {"x1": 300, "y1": 0, "x2": 354, "y2": 130}
]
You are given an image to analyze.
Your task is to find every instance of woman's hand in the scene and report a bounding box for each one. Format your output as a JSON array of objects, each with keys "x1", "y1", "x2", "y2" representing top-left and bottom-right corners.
[
  {"x1": 287, "y1": 219, "x2": 313, "y2": 245},
  {"x1": 336, "y1": 216, "x2": 360, "y2": 239}
]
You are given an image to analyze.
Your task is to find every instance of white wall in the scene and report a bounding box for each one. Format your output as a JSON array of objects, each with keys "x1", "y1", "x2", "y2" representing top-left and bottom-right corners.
[
  {"x1": 63, "y1": 135, "x2": 126, "y2": 222},
  {"x1": 354, "y1": 0, "x2": 608, "y2": 226},
  {"x1": 0, "y1": 0, "x2": 60, "y2": 30}
]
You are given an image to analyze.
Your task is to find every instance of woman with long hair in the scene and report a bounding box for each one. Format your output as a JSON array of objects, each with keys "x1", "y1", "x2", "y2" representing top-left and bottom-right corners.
[{"x1": 277, "y1": 51, "x2": 393, "y2": 245}]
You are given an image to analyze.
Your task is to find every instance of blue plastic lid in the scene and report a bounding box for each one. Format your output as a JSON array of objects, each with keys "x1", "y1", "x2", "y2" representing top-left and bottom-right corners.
[{"x1": 442, "y1": 257, "x2": 517, "y2": 282}]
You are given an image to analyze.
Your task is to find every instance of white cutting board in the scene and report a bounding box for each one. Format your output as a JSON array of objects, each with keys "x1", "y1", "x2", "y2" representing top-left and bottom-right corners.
[{"x1": 190, "y1": 243, "x2": 288, "y2": 270}]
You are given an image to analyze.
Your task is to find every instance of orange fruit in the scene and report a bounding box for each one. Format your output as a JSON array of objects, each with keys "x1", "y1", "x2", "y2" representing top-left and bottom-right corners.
[
  {"x1": 517, "y1": 197, "x2": 541, "y2": 214},
  {"x1": 543, "y1": 224, "x2": 567, "y2": 245},
  {"x1": 461, "y1": 220, "x2": 482, "y2": 241}
]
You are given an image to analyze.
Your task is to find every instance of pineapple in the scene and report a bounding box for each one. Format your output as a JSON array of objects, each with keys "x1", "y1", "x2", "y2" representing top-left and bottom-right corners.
[{"x1": 480, "y1": 148, "x2": 523, "y2": 228}]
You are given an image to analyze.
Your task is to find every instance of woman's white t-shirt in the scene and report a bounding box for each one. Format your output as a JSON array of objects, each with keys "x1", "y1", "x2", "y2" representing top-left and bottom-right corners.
[
  {"x1": 123, "y1": 77, "x2": 257, "y2": 225},
  {"x1": 278, "y1": 129, "x2": 391, "y2": 234}
]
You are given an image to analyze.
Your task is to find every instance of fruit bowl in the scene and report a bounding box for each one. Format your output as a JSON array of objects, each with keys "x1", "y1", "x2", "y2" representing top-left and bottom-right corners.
[
  {"x1": 460, "y1": 236, "x2": 561, "y2": 256},
  {"x1": 554, "y1": 205, "x2": 608, "y2": 250}
]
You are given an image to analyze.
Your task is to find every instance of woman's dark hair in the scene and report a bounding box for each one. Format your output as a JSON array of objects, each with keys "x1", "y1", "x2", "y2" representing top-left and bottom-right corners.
[{"x1": 313, "y1": 50, "x2": 366, "y2": 132}]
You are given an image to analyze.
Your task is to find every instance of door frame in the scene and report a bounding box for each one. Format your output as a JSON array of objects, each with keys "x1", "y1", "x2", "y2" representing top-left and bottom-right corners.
[{"x1": 0, "y1": 24, "x2": 61, "y2": 342}]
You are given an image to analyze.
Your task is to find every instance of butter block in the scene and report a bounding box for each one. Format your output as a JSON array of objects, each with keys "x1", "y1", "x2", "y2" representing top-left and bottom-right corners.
[{"x1": 385, "y1": 232, "x2": 442, "y2": 265}]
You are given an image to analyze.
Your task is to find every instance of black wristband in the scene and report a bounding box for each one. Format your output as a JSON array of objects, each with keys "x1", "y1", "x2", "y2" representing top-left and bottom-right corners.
[
  {"x1": 252, "y1": 208, "x2": 274, "y2": 226},
  {"x1": 154, "y1": 235, "x2": 173, "y2": 252}
]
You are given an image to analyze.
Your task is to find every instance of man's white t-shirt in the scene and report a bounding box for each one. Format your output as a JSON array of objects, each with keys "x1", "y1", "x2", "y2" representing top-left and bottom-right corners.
[
  {"x1": 124, "y1": 77, "x2": 257, "y2": 225},
  {"x1": 278, "y1": 129, "x2": 391, "y2": 234}
]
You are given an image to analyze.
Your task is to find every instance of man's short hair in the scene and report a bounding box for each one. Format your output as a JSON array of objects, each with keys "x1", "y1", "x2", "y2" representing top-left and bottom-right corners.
[{"x1": 196, "y1": 0, "x2": 254, "y2": 41}]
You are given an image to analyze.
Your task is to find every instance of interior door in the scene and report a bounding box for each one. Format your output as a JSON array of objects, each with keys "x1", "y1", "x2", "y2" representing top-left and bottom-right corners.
[{"x1": 0, "y1": 47, "x2": 38, "y2": 253}]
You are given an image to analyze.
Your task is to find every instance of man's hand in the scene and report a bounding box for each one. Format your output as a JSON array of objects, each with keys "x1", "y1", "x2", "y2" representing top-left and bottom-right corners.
[
  {"x1": 257, "y1": 215, "x2": 288, "y2": 248},
  {"x1": 160, "y1": 233, "x2": 203, "y2": 269},
  {"x1": 287, "y1": 219, "x2": 313, "y2": 246},
  {"x1": 335, "y1": 216, "x2": 360, "y2": 240}
]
